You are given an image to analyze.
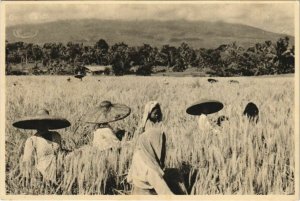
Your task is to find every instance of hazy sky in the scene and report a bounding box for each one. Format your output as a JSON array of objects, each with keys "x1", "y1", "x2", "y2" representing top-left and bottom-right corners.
[{"x1": 6, "y1": 3, "x2": 296, "y2": 35}]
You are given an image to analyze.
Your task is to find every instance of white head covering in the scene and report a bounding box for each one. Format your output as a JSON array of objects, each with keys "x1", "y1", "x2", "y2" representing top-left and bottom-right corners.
[{"x1": 138, "y1": 101, "x2": 160, "y2": 134}]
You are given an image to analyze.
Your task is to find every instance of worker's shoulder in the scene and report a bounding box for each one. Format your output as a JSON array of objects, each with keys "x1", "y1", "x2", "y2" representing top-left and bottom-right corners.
[{"x1": 96, "y1": 127, "x2": 115, "y2": 135}]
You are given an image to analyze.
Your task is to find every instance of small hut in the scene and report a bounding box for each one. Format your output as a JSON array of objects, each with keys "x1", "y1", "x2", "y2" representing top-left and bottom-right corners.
[{"x1": 84, "y1": 65, "x2": 112, "y2": 75}]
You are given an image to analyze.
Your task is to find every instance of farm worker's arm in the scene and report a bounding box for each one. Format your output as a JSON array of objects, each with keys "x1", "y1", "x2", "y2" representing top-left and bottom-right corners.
[
  {"x1": 147, "y1": 168, "x2": 174, "y2": 195},
  {"x1": 21, "y1": 138, "x2": 35, "y2": 178}
]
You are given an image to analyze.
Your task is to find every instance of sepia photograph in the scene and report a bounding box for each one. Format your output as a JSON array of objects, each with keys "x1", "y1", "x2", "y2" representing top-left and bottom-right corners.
[{"x1": 0, "y1": 1, "x2": 299, "y2": 199}]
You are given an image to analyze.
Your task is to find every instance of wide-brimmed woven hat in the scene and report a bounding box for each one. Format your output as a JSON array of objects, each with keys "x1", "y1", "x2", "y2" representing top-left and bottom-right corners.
[
  {"x1": 85, "y1": 100, "x2": 131, "y2": 124},
  {"x1": 12, "y1": 109, "x2": 71, "y2": 130},
  {"x1": 186, "y1": 99, "x2": 223, "y2": 115}
]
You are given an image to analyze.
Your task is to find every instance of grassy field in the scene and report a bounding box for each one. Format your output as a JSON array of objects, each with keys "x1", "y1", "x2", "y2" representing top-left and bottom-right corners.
[{"x1": 5, "y1": 75, "x2": 295, "y2": 195}]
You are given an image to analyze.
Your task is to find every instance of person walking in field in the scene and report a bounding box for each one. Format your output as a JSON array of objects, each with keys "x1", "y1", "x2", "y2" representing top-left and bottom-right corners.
[
  {"x1": 84, "y1": 100, "x2": 131, "y2": 151},
  {"x1": 13, "y1": 109, "x2": 71, "y2": 183}
]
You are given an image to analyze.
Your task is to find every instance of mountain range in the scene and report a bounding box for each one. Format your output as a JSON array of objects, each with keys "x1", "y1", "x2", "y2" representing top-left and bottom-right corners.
[{"x1": 6, "y1": 19, "x2": 294, "y2": 49}]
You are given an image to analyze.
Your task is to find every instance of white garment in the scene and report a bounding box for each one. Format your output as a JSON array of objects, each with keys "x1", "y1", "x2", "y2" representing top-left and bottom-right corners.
[
  {"x1": 22, "y1": 132, "x2": 61, "y2": 182},
  {"x1": 198, "y1": 114, "x2": 220, "y2": 134},
  {"x1": 92, "y1": 128, "x2": 120, "y2": 150},
  {"x1": 198, "y1": 114, "x2": 211, "y2": 130},
  {"x1": 127, "y1": 150, "x2": 173, "y2": 195}
]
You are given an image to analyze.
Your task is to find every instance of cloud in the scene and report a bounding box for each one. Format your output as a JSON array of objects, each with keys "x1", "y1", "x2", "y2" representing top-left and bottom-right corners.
[{"x1": 5, "y1": 3, "x2": 295, "y2": 35}]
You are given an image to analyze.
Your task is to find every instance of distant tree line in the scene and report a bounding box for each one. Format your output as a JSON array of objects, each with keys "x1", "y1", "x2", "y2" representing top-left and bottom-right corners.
[{"x1": 5, "y1": 36, "x2": 294, "y2": 76}]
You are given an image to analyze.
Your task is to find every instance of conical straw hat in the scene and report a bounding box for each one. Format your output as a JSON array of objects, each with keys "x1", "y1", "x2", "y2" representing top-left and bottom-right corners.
[
  {"x1": 85, "y1": 101, "x2": 131, "y2": 124},
  {"x1": 12, "y1": 109, "x2": 71, "y2": 130},
  {"x1": 186, "y1": 99, "x2": 223, "y2": 115}
]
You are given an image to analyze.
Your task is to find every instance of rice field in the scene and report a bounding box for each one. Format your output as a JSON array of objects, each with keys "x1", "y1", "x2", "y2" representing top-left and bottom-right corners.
[{"x1": 5, "y1": 75, "x2": 295, "y2": 195}]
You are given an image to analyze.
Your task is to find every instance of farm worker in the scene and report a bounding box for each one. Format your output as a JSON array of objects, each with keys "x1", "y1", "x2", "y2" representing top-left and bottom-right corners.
[
  {"x1": 128, "y1": 101, "x2": 187, "y2": 194},
  {"x1": 127, "y1": 128, "x2": 174, "y2": 195},
  {"x1": 84, "y1": 100, "x2": 131, "y2": 151},
  {"x1": 186, "y1": 99, "x2": 224, "y2": 132},
  {"x1": 136, "y1": 101, "x2": 163, "y2": 135},
  {"x1": 12, "y1": 109, "x2": 71, "y2": 183},
  {"x1": 243, "y1": 102, "x2": 259, "y2": 123}
]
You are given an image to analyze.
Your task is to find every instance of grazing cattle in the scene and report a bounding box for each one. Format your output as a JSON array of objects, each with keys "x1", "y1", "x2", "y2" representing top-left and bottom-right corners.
[
  {"x1": 208, "y1": 78, "x2": 218, "y2": 83},
  {"x1": 67, "y1": 78, "x2": 71, "y2": 82},
  {"x1": 229, "y1": 80, "x2": 239, "y2": 84}
]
